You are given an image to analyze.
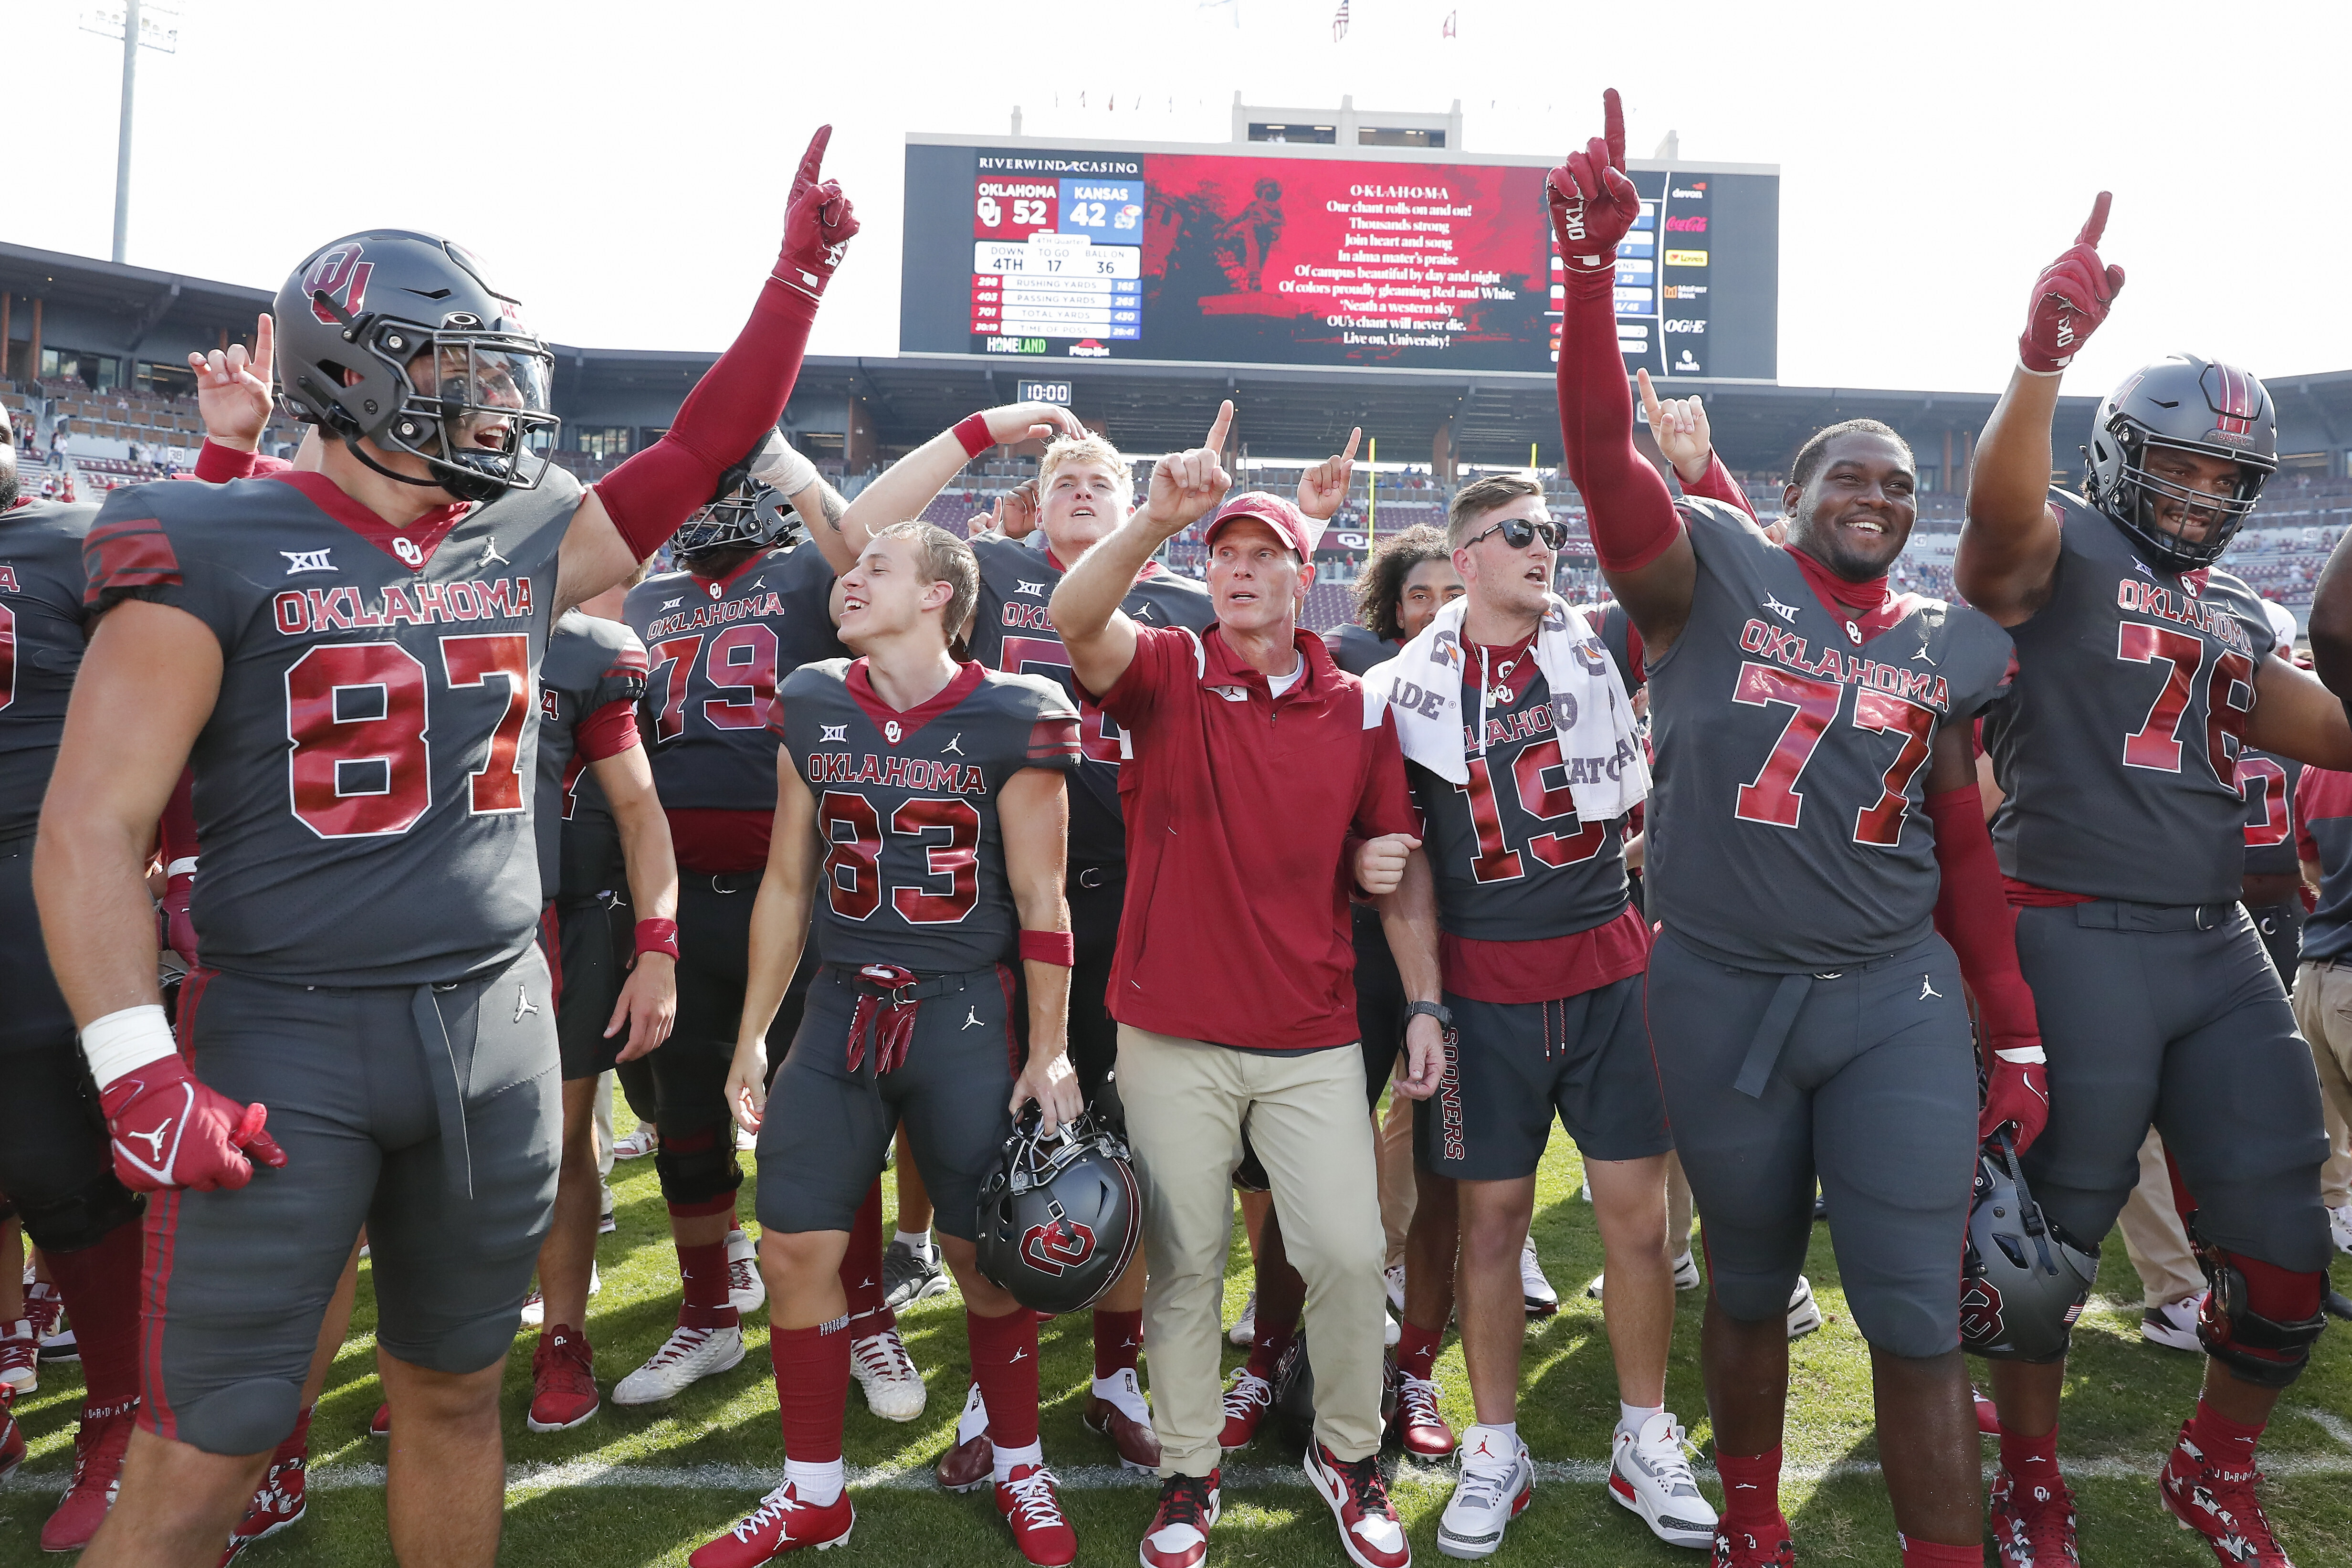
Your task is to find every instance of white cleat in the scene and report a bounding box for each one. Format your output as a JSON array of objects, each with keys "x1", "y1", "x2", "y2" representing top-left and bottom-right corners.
[
  {"x1": 2141, "y1": 1292, "x2": 2206, "y2": 1352},
  {"x1": 1588, "y1": 1251, "x2": 1703, "y2": 1302},
  {"x1": 1383, "y1": 1263, "x2": 1407, "y2": 1315},
  {"x1": 1438, "y1": 1424, "x2": 1534, "y2": 1559},
  {"x1": 518, "y1": 1265, "x2": 598, "y2": 1329},
  {"x1": 1227, "y1": 1290, "x2": 1257, "y2": 1348},
  {"x1": 851, "y1": 1327, "x2": 926, "y2": 1421},
  {"x1": 725, "y1": 1230, "x2": 766, "y2": 1315},
  {"x1": 2329, "y1": 1203, "x2": 2352, "y2": 1255},
  {"x1": 1521, "y1": 1238, "x2": 1558, "y2": 1317},
  {"x1": 612, "y1": 1126, "x2": 656, "y2": 1160},
  {"x1": 1608, "y1": 1411, "x2": 1717, "y2": 1549},
  {"x1": 611, "y1": 1322, "x2": 745, "y2": 1405},
  {"x1": 1786, "y1": 1275, "x2": 1824, "y2": 1340}
]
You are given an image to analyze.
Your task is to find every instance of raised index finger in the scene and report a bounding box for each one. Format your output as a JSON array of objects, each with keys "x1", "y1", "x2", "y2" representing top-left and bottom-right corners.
[
  {"x1": 1636, "y1": 367, "x2": 1664, "y2": 424},
  {"x1": 1602, "y1": 88, "x2": 1626, "y2": 170},
  {"x1": 252, "y1": 313, "x2": 275, "y2": 379},
  {"x1": 1339, "y1": 426, "x2": 1362, "y2": 464},
  {"x1": 1204, "y1": 398, "x2": 1234, "y2": 453},
  {"x1": 792, "y1": 125, "x2": 833, "y2": 204},
  {"x1": 2077, "y1": 190, "x2": 2112, "y2": 250}
]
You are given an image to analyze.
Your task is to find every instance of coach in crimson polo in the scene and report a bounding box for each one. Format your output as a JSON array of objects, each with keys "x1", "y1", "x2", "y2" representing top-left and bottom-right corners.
[{"x1": 1054, "y1": 404, "x2": 1446, "y2": 1536}]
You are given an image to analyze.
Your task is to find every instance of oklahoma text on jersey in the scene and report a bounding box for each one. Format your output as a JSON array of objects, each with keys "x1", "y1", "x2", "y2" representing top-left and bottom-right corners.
[
  {"x1": 1738, "y1": 618, "x2": 1953, "y2": 710},
  {"x1": 801, "y1": 749, "x2": 993, "y2": 796},
  {"x1": 641, "y1": 589, "x2": 796, "y2": 640},
  {"x1": 2114, "y1": 574, "x2": 2258, "y2": 656},
  {"x1": 271, "y1": 576, "x2": 537, "y2": 635}
]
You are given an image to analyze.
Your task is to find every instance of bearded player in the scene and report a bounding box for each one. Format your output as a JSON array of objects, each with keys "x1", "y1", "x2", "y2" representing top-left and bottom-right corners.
[
  {"x1": 697, "y1": 522, "x2": 1084, "y2": 1567},
  {"x1": 33, "y1": 130, "x2": 856, "y2": 1568},
  {"x1": 1960, "y1": 197, "x2": 2352, "y2": 1568},
  {"x1": 1555, "y1": 89, "x2": 2047, "y2": 1568}
]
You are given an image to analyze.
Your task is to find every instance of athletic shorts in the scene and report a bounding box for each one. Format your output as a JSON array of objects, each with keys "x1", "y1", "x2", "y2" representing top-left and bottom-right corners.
[
  {"x1": 1415, "y1": 973, "x2": 1669, "y2": 1181},
  {"x1": 543, "y1": 895, "x2": 628, "y2": 1083},
  {"x1": 756, "y1": 963, "x2": 1018, "y2": 1243},
  {"x1": 0, "y1": 1041, "x2": 139, "y2": 1253},
  {"x1": 0, "y1": 833, "x2": 74, "y2": 1054},
  {"x1": 1646, "y1": 929, "x2": 1978, "y2": 1359},
  {"x1": 147, "y1": 947, "x2": 559, "y2": 1455},
  {"x1": 1352, "y1": 905, "x2": 1406, "y2": 1107},
  {"x1": 2016, "y1": 900, "x2": 2331, "y2": 1274}
]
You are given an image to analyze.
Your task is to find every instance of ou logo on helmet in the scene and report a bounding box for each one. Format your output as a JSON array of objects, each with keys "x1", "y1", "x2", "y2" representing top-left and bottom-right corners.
[
  {"x1": 1020, "y1": 1214, "x2": 1098, "y2": 1276},
  {"x1": 304, "y1": 245, "x2": 374, "y2": 326},
  {"x1": 1958, "y1": 1277, "x2": 2006, "y2": 1345}
]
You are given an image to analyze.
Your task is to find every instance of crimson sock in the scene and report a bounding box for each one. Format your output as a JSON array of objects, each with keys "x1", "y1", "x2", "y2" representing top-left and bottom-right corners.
[
  {"x1": 1997, "y1": 1423, "x2": 2059, "y2": 1482},
  {"x1": 841, "y1": 1181, "x2": 893, "y2": 1336},
  {"x1": 675, "y1": 1235, "x2": 738, "y2": 1331},
  {"x1": 2185, "y1": 1399, "x2": 2265, "y2": 1472},
  {"x1": 770, "y1": 1321, "x2": 852, "y2": 1463},
  {"x1": 1716, "y1": 1447, "x2": 1784, "y2": 1533},
  {"x1": 1093, "y1": 1309, "x2": 1143, "y2": 1381},
  {"x1": 1395, "y1": 1320, "x2": 1443, "y2": 1384},
  {"x1": 967, "y1": 1307, "x2": 1041, "y2": 1450},
  {"x1": 41, "y1": 1221, "x2": 142, "y2": 1408},
  {"x1": 1245, "y1": 1320, "x2": 1296, "y2": 1382},
  {"x1": 1898, "y1": 1536, "x2": 1983, "y2": 1566},
  {"x1": 273, "y1": 1404, "x2": 313, "y2": 1463}
]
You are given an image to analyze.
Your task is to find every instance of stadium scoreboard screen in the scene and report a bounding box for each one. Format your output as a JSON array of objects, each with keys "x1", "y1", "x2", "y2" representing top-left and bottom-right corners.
[{"x1": 902, "y1": 136, "x2": 1778, "y2": 381}]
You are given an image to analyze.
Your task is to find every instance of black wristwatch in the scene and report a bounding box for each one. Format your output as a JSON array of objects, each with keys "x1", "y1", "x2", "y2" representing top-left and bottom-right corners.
[{"x1": 1405, "y1": 1000, "x2": 1455, "y2": 1032}]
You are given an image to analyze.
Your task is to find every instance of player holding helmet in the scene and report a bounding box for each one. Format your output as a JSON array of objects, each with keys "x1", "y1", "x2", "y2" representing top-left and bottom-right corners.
[
  {"x1": 699, "y1": 521, "x2": 1085, "y2": 1567},
  {"x1": 1961, "y1": 197, "x2": 2352, "y2": 1568},
  {"x1": 34, "y1": 130, "x2": 856, "y2": 1568},
  {"x1": 1554, "y1": 89, "x2": 2045, "y2": 1568}
]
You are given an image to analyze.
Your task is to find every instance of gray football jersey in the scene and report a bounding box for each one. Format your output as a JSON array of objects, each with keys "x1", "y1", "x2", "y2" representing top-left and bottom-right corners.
[
  {"x1": 0, "y1": 499, "x2": 97, "y2": 839},
  {"x1": 2238, "y1": 747, "x2": 2302, "y2": 881},
  {"x1": 534, "y1": 611, "x2": 648, "y2": 901},
  {"x1": 774, "y1": 657, "x2": 1080, "y2": 974},
  {"x1": 1324, "y1": 623, "x2": 1396, "y2": 678},
  {"x1": 84, "y1": 468, "x2": 579, "y2": 985},
  {"x1": 1982, "y1": 494, "x2": 2275, "y2": 905},
  {"x1": 1645, "y1": 499, "x2": 2015, "y2": 970}
]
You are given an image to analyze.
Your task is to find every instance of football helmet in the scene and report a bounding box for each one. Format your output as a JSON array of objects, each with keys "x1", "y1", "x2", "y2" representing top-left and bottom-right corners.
[
  {"x1": 2084, "y1": 354, "x2": 2277, "y2": 570},
  {"x1": 671, "y1": 456, "x2": 804, "y2": 565},
  {"x1": 273, "y1": 230, "x2": 558, "y2": 504},
  {"x1": 975, "y1": 1106, "x2": 1139, "y2": 1315},
  {"x1": 1960, "y1": 1133, "x2": 2100, "y2": 1363}
]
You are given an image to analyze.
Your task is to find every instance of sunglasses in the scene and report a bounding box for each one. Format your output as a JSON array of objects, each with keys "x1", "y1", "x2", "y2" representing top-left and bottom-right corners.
[{"x1": 1463, "y1": 514, "x2": 1565, "y2": 551}]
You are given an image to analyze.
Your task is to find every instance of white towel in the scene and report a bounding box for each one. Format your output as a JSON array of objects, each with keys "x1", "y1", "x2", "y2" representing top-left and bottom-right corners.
[{"x1": 1366, "y1": 594, "x2": 1649, "y2": 822}]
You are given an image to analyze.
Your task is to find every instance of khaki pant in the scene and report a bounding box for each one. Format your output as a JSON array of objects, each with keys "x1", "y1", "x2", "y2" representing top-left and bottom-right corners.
[
  {"x1": 2117, "y1": 1129, "x2": 2203, "y2": 1308},
  {"x1": 1119, "y1": 1025, "x2": 1387, "y2": 1475},
  {"x1": 1377, "y1": 1088, "x2": 1416, "y2": 1268},
  {"x1": 2291, "y1": 960, "x2": 2352, "y2": 1208}
]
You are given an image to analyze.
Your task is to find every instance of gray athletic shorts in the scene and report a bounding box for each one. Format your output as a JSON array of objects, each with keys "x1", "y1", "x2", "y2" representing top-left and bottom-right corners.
[
  {"x1": 1645, "y1": 929, "x2": 1978, "y2": 1359},
  {"x1": 2016, "y1": 901, "x2": 2330, "y2": 1273},
  {"x1": 544, "y1": 895, "x2": 627, "y2": 1082},
  {"x1": 147, "y1": 948, "x2": 559, "y2": 1455},
  {"x1": 756, "y1": 963, "x2": 1018, "y2": 1244},
  {"x1": 1415, "y1": 973, "x2": 1670, "y2": 1180}
]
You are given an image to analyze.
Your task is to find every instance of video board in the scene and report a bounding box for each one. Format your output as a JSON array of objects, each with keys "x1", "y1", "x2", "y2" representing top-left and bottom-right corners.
[{"x1": 902, "y1": 137, "x2": 1778, "y2": 381}]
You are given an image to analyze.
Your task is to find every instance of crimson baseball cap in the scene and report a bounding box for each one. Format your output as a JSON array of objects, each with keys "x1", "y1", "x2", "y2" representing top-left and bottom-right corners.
[{"x1": 1201, "y1": 490, "x2": 1324, "y2": 559}]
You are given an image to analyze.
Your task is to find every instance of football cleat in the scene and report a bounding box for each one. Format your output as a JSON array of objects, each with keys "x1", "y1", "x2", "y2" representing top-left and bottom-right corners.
[
  {"x1": 882, "y1": 1237, "x2": 949, "y2": 1311},
  {"x1": 1218, "y1": 1366, "x2": 1275, "y2": 1451},
  {"x1": 1712, "y1": 1519, "x2": 1797, "y2": 1567},
  {"x1": 1383, "y1": 1264, "x2": 1407, "y2": 1315},
  {"x1": 1304, "y1": 1440, "x2": 1411, "y2": 1568},
  {"x1": 2142, "y1": 1293, "x2": 2205, "y2": 1353},
  {"x1": 995, "y1": 1462, "x2": 1077, "y2": 1568},
  {"x1": 1672, "y1": 1251, "x2": 1701, "y2": 1291},
  {"x1": 518, "y1": 1265, "x2": 599, "y2": 1329},
  {"x1": 0, "y1": 1318, "x2": 36, "y2": 1393},
  {"x1": 1389, "y1": 1372, "x2": 1455, "y2": 1458},
  {"x1": 1520, "y1": 1238, "x2": 1558, "y2": 1317},
  {"x1": 849, "y1": 1327, "x2": 925, "y2": 1421},
  {"x1": 0, "y1": 1389, "x2": 25, "y2": 1484},
  {"x1": 1608, "y1": 1411, "x2": 1717, "y2": 1549},
  {"x1": 41, "y1": 1398, "x2": 136, "y2": 1552},
  {"x1": 526, "y1": 1325, "x2": 600, "y2": 1433},
  {"x1": 1083, "y1": 1367, "x2": 1160, "y2": 1472},
  {"x1": 1438, "y1": 1424, "x2": 1533, "y2": 1560},
  {"x1": 1785, "y1": 1276, "x2": 1824, "y2": 1340},
  {"x1": 936, "y1": 1381, "x2": 994, "y2": 1493},
  {"x1": 612, "y1": 1322, "x2": 745, "y2": 1405},
  {"x1": 613, "y1": 1125, "x2": 657, "y2": 1160},
  {"x1": 689, "y1": 1481, "x2": 854, "y2": 1567},
  {"x1": 370, "y1": 1403, "x2": 390, "y2": 1437},
  {"x1": 1975, "y1": 1386, "x2": 2004, "y2": 1437},
  {"x1": 1227, "y1": 1290, "x2": 1257, "y2": 1347},
  {"x1": 2160, "y1": 1422, "x2": 2295, "y2": 1567},
  {"x1": 220, "y1": 1444, "x2": 307, "y2": 1562},
  {"x1": 27, "y1": 1281, "x2": 75, "y2": 1361},
  {"x1": 2329, "y1": 1203, "x2": 2352, "y2": 1256},
  {"x1": 1989, "y1": 1463, "x2": 2078, "y2": 1567},
  {"x1": 726, "y1": 1230, "x2": 766, "y2": 1315},
  {"x1": 1140, "y1": 1471, "x2": 1221, "y2": 1568}
]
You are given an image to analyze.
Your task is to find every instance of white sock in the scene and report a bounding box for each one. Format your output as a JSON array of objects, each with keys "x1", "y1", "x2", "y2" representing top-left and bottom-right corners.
[
  {"x1": 1618, "y1": 1401, "x2": 1665, "y2": 1439},
  {"x1": 991, "y1": 1437, "x2": 1043, "y2": 1484},
  {"x1": 894, "y1": 1228, "x2": 934, "y2": 1259},
  {"x1": 785, "y1": 1457, "x2": 845, "y2": 1506}
]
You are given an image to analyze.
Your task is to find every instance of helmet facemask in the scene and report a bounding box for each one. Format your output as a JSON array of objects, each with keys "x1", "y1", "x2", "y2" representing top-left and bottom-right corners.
[
  {"x1": 670, "y1": 478, "x2": 802, "y2": 566},
  {"x1": 2100, "y1": 423, "x2": 2272, "y2": 572}
]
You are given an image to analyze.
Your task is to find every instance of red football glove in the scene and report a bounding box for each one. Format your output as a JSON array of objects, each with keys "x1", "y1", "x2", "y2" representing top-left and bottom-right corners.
[
  {"x1": 2018, "y1": 192, "x2": 2126, "y2": 373},
  {"x1": 99, "y1": 1055, "x2": 286, "y2": 1192},
  {"x1": 160, "y1": 870, "x2": 198, "y2": 970},
  {"x1": 772, "y1": 125, "x2": 859, "y2": 304},
  {"x1": 1979, "y1": 1044, "x2": 2051, "y2": 1154},
  {"x1": 1546, "y1": 88, "x2": 1643, "y2": 276}
]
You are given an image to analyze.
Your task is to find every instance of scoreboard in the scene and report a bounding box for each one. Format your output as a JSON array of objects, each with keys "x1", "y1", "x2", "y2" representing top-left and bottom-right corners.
[{"x1": 902, "y1": 136, "x2": 1779, "y2": 381}]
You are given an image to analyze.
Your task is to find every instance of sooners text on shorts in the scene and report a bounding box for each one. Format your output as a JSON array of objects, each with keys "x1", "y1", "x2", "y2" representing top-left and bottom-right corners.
[{"x1": 82, "y1": 469, "x2": 579, "y2": 985}]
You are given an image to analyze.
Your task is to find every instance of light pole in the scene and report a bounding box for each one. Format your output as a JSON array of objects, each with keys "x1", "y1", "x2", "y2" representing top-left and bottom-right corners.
[{"x1": 81, "y1": 3, "x2": 180, "y2": 264}]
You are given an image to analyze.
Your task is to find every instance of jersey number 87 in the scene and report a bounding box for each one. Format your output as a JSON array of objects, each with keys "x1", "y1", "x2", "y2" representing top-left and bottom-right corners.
[{"x1": 285, "y1": 636, "x2": 530, "y2": 839}]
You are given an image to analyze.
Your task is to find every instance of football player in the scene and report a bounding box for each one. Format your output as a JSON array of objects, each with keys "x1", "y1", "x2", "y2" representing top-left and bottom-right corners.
[
  {"x1": 701, "y1": 521, "x2": 1084, "y2": 1567},
  {"x1": 2239, "y1": 604, "x2": 2308, "y2": 983},
  {"x1": 2290, "y1": 762, "x2": 2352, "y2": 1319},
  {"x1": 1555, "y1": 90, "x2": 2042, "y2": 1568},
  {"x1": 34, "y1": 129, "x2": 855, "y2": 1568},
  {"x1": 1967, "y1": 198, "x2": 2352, "y2": 1568}
]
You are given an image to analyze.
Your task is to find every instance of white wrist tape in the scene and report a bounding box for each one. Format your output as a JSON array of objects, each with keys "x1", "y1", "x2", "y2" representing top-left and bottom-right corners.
[
  {"x1": 1994, "y1": 1045, "x2": 2047, "y2": 1065},
  {"x1": 2015, "y1": 358, "x2": 2066, "y2": 379},
  {"x1": 82, "y1": 1004, "x2": 178, "y2": 1088},
  {"x1": 750, "y1": 434, "x2": 818, "y2": 498}
]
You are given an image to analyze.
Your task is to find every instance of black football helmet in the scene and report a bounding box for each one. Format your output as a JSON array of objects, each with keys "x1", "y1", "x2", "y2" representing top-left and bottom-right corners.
[
  {"x1": 2084, "y1": 354, "x2": 2278, "y2": 571},
  {"x1": 671, "y1": 451, "x2": 805, "y2": 564},
  {"x1": 1959, "y1": 1134, "x2": 2100, "y2": 1363},
  {"x1": 975, "y1": 1106, "x2": 1140, "y2": 1315},
  {"x1": 273, "y1": 230, "x2": 558, "y2": 504}
]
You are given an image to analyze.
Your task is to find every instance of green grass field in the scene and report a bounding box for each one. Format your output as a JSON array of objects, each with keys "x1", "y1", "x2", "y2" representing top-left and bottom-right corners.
[{"x1": 6, "y1": 1105, "x2": 2351, "y2": 1566}]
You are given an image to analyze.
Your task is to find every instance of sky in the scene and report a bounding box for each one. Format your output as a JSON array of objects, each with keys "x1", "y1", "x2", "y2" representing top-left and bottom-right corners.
[{"x1": 14, "y1": 0, "x2": 2352, "y2": 416}]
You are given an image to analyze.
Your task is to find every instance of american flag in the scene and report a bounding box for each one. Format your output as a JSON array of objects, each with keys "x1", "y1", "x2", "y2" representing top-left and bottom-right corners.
[{"x1": 1332, "y1": 0, "x2": 1349, "y2": 41}]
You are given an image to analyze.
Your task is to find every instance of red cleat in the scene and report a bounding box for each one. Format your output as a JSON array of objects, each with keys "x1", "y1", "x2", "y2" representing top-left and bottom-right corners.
[
  {"x1": 527, "y1": 1325, "x2": 600, "y2": 1433},
  {"x1": 1989, "y1": 1463, "x2": 2077, "y2": 1566},
  {"x1": 1388, "y1": 1370, "x2": 1455, "y2": 1458},
  {"x1": 1140, "y1": 1471, "x2": 1221, "y2": 1568},
  {"x1": 995, "y1": 1462, "x2": 1077, "y2": 1568},
  {"x1": 220, "y1": 1442, "x2": 307, "y2": 1563},
  {"x1": 935, "y1": 1381, "x2": 993, "y2": 1494},
  {"x1": 1711, "y1": 1519, "x2": 1796, "y2": 1567},
  {"x1": 1082, "y1": 1369, "x2": 1160, "y2": 1473},
  {"x1": 689, "y1": 1482, "x2": 854, "y2": 1567},
  {"x1": 41, "y1": 1398, "x2": 136, "y2": 1553},
  {"x1": 370, "y1": 1402, "x2": 390, "y2": 1437},
  {"x1": 1974, "y1": 1386, "x2": 2004, "y2": 1436},
  {"x1": 1304, "y1": 1441, "x2": 1410, "y2": 1568},
  {"x1": 2160, "y1": 1421, "x2": 2296, "y2": 1566},
  {"x1": 1218, "y1": 1366, "x2": 1275, "y2": 1451}
]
